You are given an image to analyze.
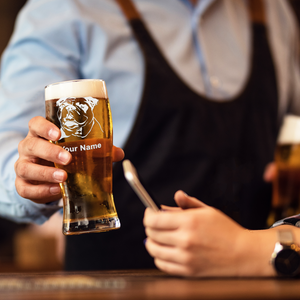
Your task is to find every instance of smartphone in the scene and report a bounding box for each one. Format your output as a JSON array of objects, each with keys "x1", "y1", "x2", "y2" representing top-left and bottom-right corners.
[{"x1": 122, "y1": 159, "x2": 160, "y2": 211}]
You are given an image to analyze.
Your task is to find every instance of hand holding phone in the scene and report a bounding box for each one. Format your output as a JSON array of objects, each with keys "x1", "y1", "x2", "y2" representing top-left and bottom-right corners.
[{"x1": 122, "y1": 159, "x2": 160, "y2": 211}]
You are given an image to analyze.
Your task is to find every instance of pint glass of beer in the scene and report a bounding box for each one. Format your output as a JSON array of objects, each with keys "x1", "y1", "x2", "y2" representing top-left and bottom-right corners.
[
  {"x1": 272, "y1": 115, "x2": 300, "y2": 221},
  {"x1": 45, "y1": 79, "x2": 120, "y2": 235}
]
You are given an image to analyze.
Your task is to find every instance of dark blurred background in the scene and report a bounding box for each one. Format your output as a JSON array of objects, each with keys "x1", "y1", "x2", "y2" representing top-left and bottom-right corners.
[
  {"x1": 290, "y1": 0, "x2": 300, "y2": 28},
  {"x1": 0, "y1": 0, "x2": 299, "y2": 271}
]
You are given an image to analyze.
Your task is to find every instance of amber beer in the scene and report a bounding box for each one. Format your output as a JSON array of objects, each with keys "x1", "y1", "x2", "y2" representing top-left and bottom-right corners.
[
  {"x1": 272, "y1": 115, "x2": 300, "y2": 221},
  {"x1": 45, "y1": 79, "x2": 120, "y2": 235}
]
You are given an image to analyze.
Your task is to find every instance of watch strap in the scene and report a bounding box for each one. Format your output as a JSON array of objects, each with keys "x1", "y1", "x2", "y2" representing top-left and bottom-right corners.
[{"x1": 278, "y1": 230, "x2": 294, "y2": 246}]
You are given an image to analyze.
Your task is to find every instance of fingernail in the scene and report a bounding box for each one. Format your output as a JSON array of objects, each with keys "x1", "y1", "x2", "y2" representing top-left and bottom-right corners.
[
  {"x1": 50, "y1": 186, "x2": 61, "y2": 195},
  {"x1": 53, "y1": 170, "x2": 65, "y2": 182},
  {"x1": 49, "y1": 128, "x2": 60, "y2": 140},
  {"x1": 143, "y1": 238, "x2": 147, "y2": 245},
  {"x1": 58, "y1": 151, "x2": 70, "y2": 164}
]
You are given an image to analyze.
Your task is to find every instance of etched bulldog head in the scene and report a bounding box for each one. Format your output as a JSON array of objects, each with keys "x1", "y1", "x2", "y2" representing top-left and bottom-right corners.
[{"x1": 56, "y1": 97, "x2": 100, "y2": 139}]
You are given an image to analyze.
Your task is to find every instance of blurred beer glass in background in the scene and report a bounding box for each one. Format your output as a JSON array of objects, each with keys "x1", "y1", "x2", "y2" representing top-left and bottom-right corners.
[
  {"x1": 45, "y1": 79, "x2": 120, "y2": 235},
  {"x1": 271, "y1": 115, "x2": 300, "y2": 224}
]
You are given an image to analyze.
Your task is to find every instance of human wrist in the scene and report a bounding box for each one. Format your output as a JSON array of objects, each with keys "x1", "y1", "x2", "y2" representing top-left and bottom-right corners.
[{"x1": 235, "y1": 229, "x2": 277, "y2": 277}]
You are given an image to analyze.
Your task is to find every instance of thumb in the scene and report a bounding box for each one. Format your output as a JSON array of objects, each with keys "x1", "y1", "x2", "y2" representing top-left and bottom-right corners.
[{"x1": 174, "y1": 190, "x2": 207, "y2": 209}]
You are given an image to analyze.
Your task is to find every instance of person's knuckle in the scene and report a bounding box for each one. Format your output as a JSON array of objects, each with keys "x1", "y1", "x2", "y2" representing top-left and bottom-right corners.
[
  {"x1": 180, "y1": 233, "x2": 194, "y2": 250},
  {"x1": 143, "y1": 211, "x2": 150, "y2": 226},
  {"x1": 16, "y1": 161, "x2": 29, "y2": 178},
  {"x1": 14, "y1": 159, "x2": 20, "y2": 173},
  {"x1": 153, "y1": 258, "x2": 161, "y2": 270},
  {"x1": 185, "y1": 213, "x2": 198, "y2": 229},
  {"x1": 28, "y1": 118, "x2": 34, "y2": 130},
  {"x1": 144, "y1": 240, "x2": 154, "y2": 256},
  {"x1": 26, "y1": 137, "x2": 38, "y2": 154},
  {"x1": 17, "y1": 139, "x2": 25, "y2": 154},
  {"x1": 15, "y1": 180, "x2": 27, "y2": 198},
  {"x1": 35, "y1": 187, "x2": 45, "y2": 200},
  {"x1": 154, "y1": 258, "x2": 170, "y2": 273},
  {"x1": 152, "y1": 245, "x2": 164, "y2": 258},
  {"x1": 28, "y1": 116, "x2": 40, "y2": 130},
  {"x1": 37, "y1": 166, "x2": 50, "y2": 181},
  {"x1": 144, "y1": 211, "x2": 157, "y2": 227},
  {"x1": 145, "y1": 227, "x2": 150, "y2": 237}
]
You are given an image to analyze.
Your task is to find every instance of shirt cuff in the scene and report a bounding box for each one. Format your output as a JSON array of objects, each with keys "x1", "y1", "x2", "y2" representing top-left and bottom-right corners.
[{"x1": 271, "y1": 215, "x2": 300, "y2": 228}]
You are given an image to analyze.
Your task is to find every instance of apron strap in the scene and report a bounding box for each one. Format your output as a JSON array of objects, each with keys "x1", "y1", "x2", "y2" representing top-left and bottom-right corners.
[
  {"x1": 115, "y1": 0, "x2": 141, "y2": 21},
  {"x1": 248, "y1": 0, "x2": 266, "y2": 24}
]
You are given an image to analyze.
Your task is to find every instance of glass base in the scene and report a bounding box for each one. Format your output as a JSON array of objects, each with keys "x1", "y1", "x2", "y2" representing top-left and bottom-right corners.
[{"x1": 63, "y1": 216, "x2": 121, "y2": 235}]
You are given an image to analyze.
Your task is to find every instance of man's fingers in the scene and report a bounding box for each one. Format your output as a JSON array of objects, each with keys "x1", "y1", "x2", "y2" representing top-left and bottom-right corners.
[
  {"x1": 145, "y1": 227, "x2": 179, "y2": 247},
  {"x1": 160, "y1": 205, "x2": 182, "y2": 211},
  {"x1": 154, "y1": 258, "x2": 192, "y2": 277},
  {"x1": 145, "y1": 238, "x2": 180, "y2": 262},
  {"x1": 144, "y1": 208, "x2": 181, "y2": 230},
  {"x1": 28, "y1": 116, "x2": 61, "y2": 141},
  {"x1": 174, "y1": 190, "x2": 207, "y2": 209},
  {"x1": 28, "y1": 117, "x2": 123, "y2": 163},
  {"x1": 15, "y1": 160, "x2": 67, "y2": 183},
  {"x1": 16, "y1": 116, "x2": 123, "y2": 204},
  {"x1": 19, "y1": 137, "x2": 71, "y2": 165},
  {"x1": 112, "y1": 146, "x2": 124, "y2": 162},
  {"x1": 15, "y1": 176, "x2": 62, "y2": 203}
]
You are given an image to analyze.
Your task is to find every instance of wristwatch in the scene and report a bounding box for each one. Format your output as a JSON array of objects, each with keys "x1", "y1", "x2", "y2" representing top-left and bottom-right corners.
[{"x1": 271, "y1": 230, "x2": 300, "y2": 277}]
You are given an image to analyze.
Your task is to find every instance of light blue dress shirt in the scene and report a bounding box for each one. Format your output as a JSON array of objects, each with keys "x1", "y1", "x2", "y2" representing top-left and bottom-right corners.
[{"x1": 0, "y1": 0, "x2": 299, "y2": 224}]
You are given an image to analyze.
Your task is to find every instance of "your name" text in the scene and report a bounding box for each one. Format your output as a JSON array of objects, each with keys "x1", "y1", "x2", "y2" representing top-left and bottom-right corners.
[{"x1": 62, "y1": 143, "x2": 102, "y2": 153}]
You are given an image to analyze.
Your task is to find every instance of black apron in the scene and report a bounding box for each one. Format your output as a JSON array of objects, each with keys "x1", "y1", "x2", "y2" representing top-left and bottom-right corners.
[{"x1": 65, "y1": 0, "x2": 278, "y2": 270}]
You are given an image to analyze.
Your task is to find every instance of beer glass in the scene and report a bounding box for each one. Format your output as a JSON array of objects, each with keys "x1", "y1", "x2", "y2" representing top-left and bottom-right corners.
[
  {"x1": 272, "y1": 115, "x2": 300, "y2": 222},
  {"x1": 45, "y1": 79, "x2": 120, "y2": 235}
]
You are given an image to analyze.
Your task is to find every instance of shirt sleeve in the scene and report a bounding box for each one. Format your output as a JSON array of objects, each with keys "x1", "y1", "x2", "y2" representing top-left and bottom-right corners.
[{"x1": 0, "y1": 0, "x2": 87, "y2": 224}]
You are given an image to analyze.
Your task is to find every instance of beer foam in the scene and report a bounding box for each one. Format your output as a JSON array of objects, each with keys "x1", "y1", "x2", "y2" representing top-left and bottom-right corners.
[
  {"x1": 278, "y1": 115, "x2": 300, "y2": 144},
  {"x1": 45, "y1": 79, "x2": 108, "y2": 101}
]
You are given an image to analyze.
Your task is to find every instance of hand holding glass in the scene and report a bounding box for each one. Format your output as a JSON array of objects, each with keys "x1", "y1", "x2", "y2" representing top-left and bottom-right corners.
[{"x1": 45, "y1": 79, "x2": 120, "y2": 235}]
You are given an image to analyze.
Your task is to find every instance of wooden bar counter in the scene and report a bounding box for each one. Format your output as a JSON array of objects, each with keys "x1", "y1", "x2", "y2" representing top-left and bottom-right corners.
[{"x1": 0, "y1": 269, "x2": 299, "y2": 300}]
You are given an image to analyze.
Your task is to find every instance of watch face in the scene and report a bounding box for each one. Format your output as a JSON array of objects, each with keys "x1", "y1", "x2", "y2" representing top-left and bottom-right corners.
[{"x1": 274, "y1": 249, "x2": 300, "y2": 276}]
